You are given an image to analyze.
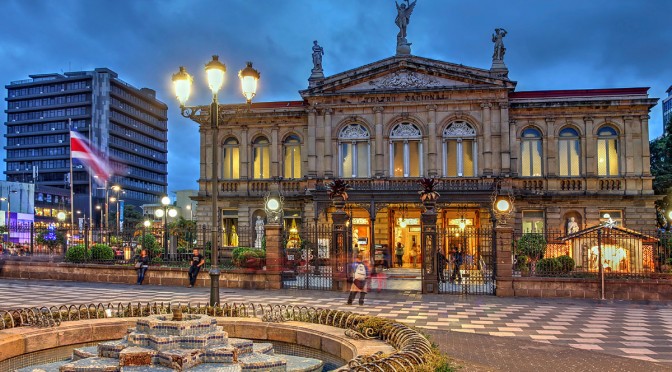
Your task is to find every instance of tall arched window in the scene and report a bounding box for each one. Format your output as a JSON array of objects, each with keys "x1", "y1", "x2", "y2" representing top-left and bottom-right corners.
[
  {"x1": 521, "y1": 127, "x2": 542, "y2": 177},
  {"x1": 283, "y1": 134, "x2": 301, "y2": 179},
  {"x1": 222, "y1": 137, "x2": 239, "y2": 179},
  {"x1": 442, "y1": 121, "x2": 477, "y2": 177},
  {"x1": 558, "y1": 127, "x2": 580, "y2": 177},
  {"x1": 338, "y1": 123, "x2": 370, "y2": 178},
  {"x1": 597, "y1": 126, "x2": 619, "y2": 176},
  {"x1": 252, "y1": 136, "x2": 270, "y2": 179},
  {"x1": 389, "y1": 122, "x2": 422, "y2": 177}
]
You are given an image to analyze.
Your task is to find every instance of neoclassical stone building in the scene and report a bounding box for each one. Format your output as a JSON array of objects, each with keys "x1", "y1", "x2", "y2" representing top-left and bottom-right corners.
[{"x1": 190, "y1": 49, "x2": 657, "y2": 267}]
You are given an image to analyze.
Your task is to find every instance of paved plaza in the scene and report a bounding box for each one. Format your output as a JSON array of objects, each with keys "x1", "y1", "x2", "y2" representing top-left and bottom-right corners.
[{"x1": 1, "y1": 278, "x2": 671, "y2": 371}]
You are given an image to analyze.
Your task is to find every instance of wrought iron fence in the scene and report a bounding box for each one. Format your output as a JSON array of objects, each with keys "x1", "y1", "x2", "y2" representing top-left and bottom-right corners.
[
  {"x1": 437, "y1": 226, "x2": 495, "y2": 295},
  {"x1": 512, "y1": 228, "x2": 672, "y2": 279},
  {"x1": 282, "y1": 224, "x2": 335, "y2": 290}
]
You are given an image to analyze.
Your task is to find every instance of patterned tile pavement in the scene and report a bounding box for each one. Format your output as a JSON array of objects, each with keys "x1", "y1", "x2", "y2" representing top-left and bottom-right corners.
[{"x1": 1, "y1": 278, "x2": 671, "y2": 370}]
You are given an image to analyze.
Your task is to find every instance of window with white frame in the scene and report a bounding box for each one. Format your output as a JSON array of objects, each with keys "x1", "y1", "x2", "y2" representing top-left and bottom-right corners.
[
  {"x1": 597, "y1": 126, "x2": 619, "y2": 176},
  {"x1": 558, "y1": 127, "x2": 581, "y2": 177},
  {"x1": 338, "y1": 123, "x2": 370, "y2": 178},
  {"x1": 442, "y1": 121, "x2": 477, "y2": 177},
  {"x1": 222, "y1": 137, "x2": 240, "y2": 179},
  {"x1": 252, "y1": 136, "x2": 270, "y2": 179},
  {"x1": 522, "y1": 210, "x2": 545, "y2": 233},
  {"x1": 389, "y1": 122, "x2": 422, "y2": 177},
  {"x1": 521, "y1": 127, "x2": 543, "y2": 177},
  {"x1": 283, "y1": 135, "x2": 301, "y2": 179},
  {"x1": 599, "y1": 210, "x2": 623, "y2": 227}
]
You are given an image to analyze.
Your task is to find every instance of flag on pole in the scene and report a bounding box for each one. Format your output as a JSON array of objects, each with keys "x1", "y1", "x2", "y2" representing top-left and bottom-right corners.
[{"x1": 70, "y1": 131, "x2": 113, "y2": 183}]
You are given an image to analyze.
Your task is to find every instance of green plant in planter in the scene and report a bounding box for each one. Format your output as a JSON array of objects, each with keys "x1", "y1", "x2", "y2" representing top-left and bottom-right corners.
[
  {"x1": 556, "y1": 255, "x2": 575, "y2": 273},
  {"x1": 232, "y1": 247, "x2": 266, "y2": 268},
  {"x1": 536, "y1": 257, "x2": 561, "y2": 276},
  {"x1": 516, "y1": 255, "x2": 530, "y2": 276},
  {"x1": 65, "y1": 244, "x2": 90, "y2": 263},
  {"x1": 516, "y1": 233, "x2": 547, "y2": 276},
  {"x1": 90, "y1": 244, "x2": 114, "y2": 261}
]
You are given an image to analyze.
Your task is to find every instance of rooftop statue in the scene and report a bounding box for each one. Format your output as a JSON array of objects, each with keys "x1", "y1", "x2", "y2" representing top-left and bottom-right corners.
[
  {"x1": 395, "y1": 0, "x2": 417, "y2": 55},
  {"x1": 312, "y1": 40, "x2": 324, "y2": 71},
  {"x1": 492, "y1": 28, "x2": 507, "y2": 61}
]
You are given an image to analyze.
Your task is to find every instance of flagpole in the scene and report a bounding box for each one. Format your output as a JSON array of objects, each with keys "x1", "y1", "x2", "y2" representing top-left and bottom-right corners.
[
  {"x1": 69, "y1": 119, "x2": 75, "y2": 231},
  {"x1": 88, "y1": 125, "x2": 93, "y2": 239}
]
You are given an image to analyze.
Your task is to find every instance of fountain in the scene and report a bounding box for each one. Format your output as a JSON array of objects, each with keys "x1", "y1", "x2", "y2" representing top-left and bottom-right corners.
[{"x1": 22, "y1": 308, "x2": 324, "y2": 372}]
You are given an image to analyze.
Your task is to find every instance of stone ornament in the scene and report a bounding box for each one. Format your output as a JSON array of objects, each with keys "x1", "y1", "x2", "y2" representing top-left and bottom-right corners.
[
  {"x1": 395, "y1": 0, "x2": 417, "y2": 55},
  {"x1": 311, "y1": 40, "x2": 324, "y2": 71},
  {"x1": 369, "y1": 70, "x2": 439, "y2": 89},
  {"x1": 443, "y1": 121, "x2": 476, "y2": 137},
  {"x1": 390, "y1": 122, "x2": 422, "y2": 138},
  {"x1": 492, "y1": 28, "x2": 507, "y2": 61},
  {"x1": 255, "y1": 215, "x2": 265, "y2": 249},
  {"x1": 339, "y1": 123, "x2": 370, "y2": 139}
]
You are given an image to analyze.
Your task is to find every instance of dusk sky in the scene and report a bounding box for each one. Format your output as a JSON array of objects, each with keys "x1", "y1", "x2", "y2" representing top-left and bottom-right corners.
[{"x1": 2, "y1": 0, "x2": 670, "y2": 193}]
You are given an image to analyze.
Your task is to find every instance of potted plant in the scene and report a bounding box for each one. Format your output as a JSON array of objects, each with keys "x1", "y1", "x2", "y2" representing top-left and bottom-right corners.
[
  {"x1": 418, "y1": 178, "x2": 440, "y2": 210},
  {"x1": 327, "y1": 179, "x2": 351, "y2": 209},
  {"x1": 516, "y1": 233, "x2": 546, "y2": 276}
]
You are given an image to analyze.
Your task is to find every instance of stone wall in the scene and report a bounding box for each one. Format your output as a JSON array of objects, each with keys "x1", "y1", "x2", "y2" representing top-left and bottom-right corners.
[
  {"x1": 0, "y1": 261, "x2": 281, "y2": 290},
  {"x1": 508, "y1": 277, "x2": 672, "y2": 301}
]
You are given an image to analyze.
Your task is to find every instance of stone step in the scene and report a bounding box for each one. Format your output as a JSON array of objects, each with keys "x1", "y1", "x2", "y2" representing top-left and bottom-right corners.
[
  {"x1": 59, "y1": 357, "x2": 120, "y2": 372},
  {"x1": 252, "y1": 342, "x2": 274, "y2": 355},
  {"x1": 283, "y1": 354, "x2": 325, "y2": 372},
  {"x1": 227, "y1": 338, "x2": 254, "y2": 356},
  {"x1": 187, "y1": 364, "x2": 242, "y2": 372},
  {"x1": 119, "y1": 366, "x2": 173, "y2": 372},
  {"x1": 238, "y1": 353, "x2": 287, "y2": 372},
  {"x1": 99, "y1": 339, "x2": 128, "y2": 358},
  {"x1": 119, "y1": 346, "x2": 157, "y2": 367},
  {"x1": 73, "y1": 346, "x2": 98, "y2": 360},
  {"x1": 16, "y1": 360, "x2": 68, "y2": 372},
  {"x1": 202, "y1": 345, "x2": 236, "y2": 364},
  {"x1": 155, "y1": 349, "x2": 202, "y2": 370}
]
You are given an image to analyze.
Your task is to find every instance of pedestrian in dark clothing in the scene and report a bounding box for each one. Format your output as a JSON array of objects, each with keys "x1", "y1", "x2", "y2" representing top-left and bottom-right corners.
[
  {"x1": 450, "y1": 248, "x2": 463, "y2": 283},
  {"x1": 347, "y1": 255, "x2": 369, "y2": 305},
  {"x1": 188, "y1": 249, "x2": 205, "y2": 287},
  {"x1": 437, "y1": 250, "x2": 448, "y2": 283},
  {"x1": 395, "y1": 242, "x2": 404, "y2": 267},
  {"x1": 135, "y1": 249, "x2": 150, "y2": 285}
]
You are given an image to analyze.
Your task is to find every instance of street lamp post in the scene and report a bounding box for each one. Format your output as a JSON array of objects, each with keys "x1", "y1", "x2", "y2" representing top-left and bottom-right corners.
[
  {"x1": 143, "y1": 219, "x2": 151, "y2": 255},
  {"x1": 96, "y1": 205, "x2": 103, "y2": 242},
  {"x1": 172, "y1": 56, "x2": 260, "y2": 306},
  {"x1": 155, "y1": 196, "x2": 177, "y2": 260},
  {"x1": 1, "y1": 190, "x2": 18, "y2": 247}
]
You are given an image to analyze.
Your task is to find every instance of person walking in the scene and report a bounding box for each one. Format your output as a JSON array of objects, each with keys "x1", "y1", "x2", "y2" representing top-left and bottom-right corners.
[
  {"x1": 135, "y1": 249, "x2": 150, "y2": 285},
  {"x1": 410, "y1": 242, "x2": 418, "y2": 268},
  {"x1": 450, "y1": 247, "x2": 463, "y2": 283},
  {"x1": 395, "y1": 242, "x2": 404, "y2": 267},
  {"x1": 437, "y1": 249, "x2": 448, "y2": 283},
  {"x1": 347, "y1": 255, "x2": 369, "y2": 305},
  {"x1": 188, "y1": 248, "x2": 205, "y2": 288}
]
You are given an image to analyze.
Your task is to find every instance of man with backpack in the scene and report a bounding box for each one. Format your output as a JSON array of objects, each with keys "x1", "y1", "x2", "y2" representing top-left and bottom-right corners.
[{"x1": 347, "y1": 255, "x2": 369, "y2": 305}]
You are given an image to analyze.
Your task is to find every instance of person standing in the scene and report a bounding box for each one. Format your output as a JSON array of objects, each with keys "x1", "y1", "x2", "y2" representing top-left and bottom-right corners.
[
  {"x1": 395, "y1": 242, "x2": 404, "y2": 267},
  {"x1": 347, "y1": 255, "x2": 369, "y2": 305},
  {"x1": 450, "y1": 247, "x2": 463, "y2": 283},
  {"x1": 135, "y1": 249, "x2": 150, "y2": 285},
  {"x1": 188, "y1": 248, "x2": 205, "y2": 288},
  {"x1": 437, "y1": 249, "x2": 448, "y2": 283},
  {"x1": 410, "y1": 242, "x2": 418, "y2": 268}
]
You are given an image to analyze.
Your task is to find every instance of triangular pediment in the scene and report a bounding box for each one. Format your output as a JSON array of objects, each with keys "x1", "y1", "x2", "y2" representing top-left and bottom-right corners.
[{"x1": 300, "y1": 55, "x2": 516, "y2": 98}]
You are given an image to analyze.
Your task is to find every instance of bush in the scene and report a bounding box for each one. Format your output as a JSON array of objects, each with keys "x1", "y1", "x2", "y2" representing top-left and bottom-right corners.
[
  {"x1": 535, "y1": 257, "x2": 562, "y2": 276},
  {"x1": 516, "y1": 234, "x2": 547, "y2": 261},
  {"x1": 232, "y1": 247, "x2": 265, "y2": 267},
  {"x1": 90, "y1": 244, "x2": 114, "y2": 261},
  {"x1": 515, "y1": 255, "x2": 529, "y2": 271},
  {"x1": 556, "y1": 255, "x2": 575, "y2": 273},
  {"x1": 65, "y1": 244, "x2": 90, "y2": 263}
]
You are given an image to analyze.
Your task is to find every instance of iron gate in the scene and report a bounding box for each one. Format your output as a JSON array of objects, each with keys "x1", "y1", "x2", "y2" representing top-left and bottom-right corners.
[
  {"x1": 438, "y1": 226, "x2": 495, "y2": 295},
  {"x1": 282, "y1": 224, "x2": 339, "y2": 290}
]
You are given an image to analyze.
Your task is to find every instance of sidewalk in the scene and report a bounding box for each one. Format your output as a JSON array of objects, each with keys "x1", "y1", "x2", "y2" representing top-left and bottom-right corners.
[{"x1": 1, "y1": 278, "x2": 671, "y2": 370}]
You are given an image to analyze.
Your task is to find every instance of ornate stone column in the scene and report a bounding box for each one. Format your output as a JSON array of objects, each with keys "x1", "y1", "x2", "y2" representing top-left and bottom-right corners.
[
  {"x1": 482, "y1": 103, "x2": 493, "y2": 175},
  {"x1": 421, "y1": 201, "x2": 438, "y2": 294},
  {"x1": 270, "y1": 125, "x2": 279, "y2": 178},
  {"x1": 324, "y1": 108, "x2": 334, "y2": 177},
  {"x1": 307, "y1": 108, "x2": 317, "y2": 178},
  {"x1": 240, "y1": 126, "x2": 249, "y2": 180},
  {"x1": 500, "y1": 103, "x2": 511, "y2": 175},
  {"x1": 331, "y1": 199, "x2": 349, "y2": 291},
  {"x1": 494, "y1": 224, "x2": 514, "y2": 297},
  {"x1": 264, "y1": 223, "x2": 283, "y2": 289},
  {"x1": 545, "y1": 117, "x2": 556, "y2": 177},
  {"x1": 641, "y1": 115, "x2": 651, "y2": 176},
  {"x1": 427, "y1": 105, "x2": 438, "y2": 177},
  {"x1": 373, "y1": 106, "x2": 384, "y2": 177},
  {"x1": 623, "y1": 115, "x2": 634, "y2": 176},
  {"x1": 509, "y1": 119, "x2": 518, "y2": 176},
  {"x1": 584, "y1": 116, "x2": 595, "y2": 176}
]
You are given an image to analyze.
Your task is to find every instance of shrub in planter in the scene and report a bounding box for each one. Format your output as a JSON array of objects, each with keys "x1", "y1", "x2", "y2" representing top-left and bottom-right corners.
[
  {"x1": 90, "y1": 244, "x2": 114, "y2": 261},
  {"x1": 232, "y1": 247, "x2": 266, "y2": 268},
  {"x1": 65, "y1": 244, "x2": 90, "y2": 263},
  {"x1": 516, "y1": 233, "x2": 547, "y2": 275},
  {"x1": 556, "y1": 255, "x2": 575, "y2": 273},
  {"x1": 535, "y1": 257, "x2": 561, "y2": 276}
]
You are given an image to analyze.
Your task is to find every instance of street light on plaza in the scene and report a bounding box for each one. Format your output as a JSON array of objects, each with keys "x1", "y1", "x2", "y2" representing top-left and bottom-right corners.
[
  {"x1": 155, "y1": 196, "x2": 177, "y2": 259},
  {"x1": 1, "y1": 190, "x2": 17, "y2": 247},
  {"x1": 173, "y1": 55, "x2": 260, "y2": 306},
  {"x1": 142, "y1": 219, "x2": 151, "y2": 254}
]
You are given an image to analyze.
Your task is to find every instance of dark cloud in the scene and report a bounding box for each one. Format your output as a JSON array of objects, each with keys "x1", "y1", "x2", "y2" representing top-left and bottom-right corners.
[{"x1": 1, "y1": 0, "x2": 670, "y2": 192}]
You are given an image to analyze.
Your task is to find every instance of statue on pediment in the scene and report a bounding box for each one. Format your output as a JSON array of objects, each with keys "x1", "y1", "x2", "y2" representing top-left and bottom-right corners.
[
  {"x1": 395, "y1": 0, "x2": 417, "y2": 40},
  {"x1": 492, "y1": 28, "x2": 507, "y2": 61},
  {"x1": 312, "y1": 40, "x2": 324, "y2": 71}
]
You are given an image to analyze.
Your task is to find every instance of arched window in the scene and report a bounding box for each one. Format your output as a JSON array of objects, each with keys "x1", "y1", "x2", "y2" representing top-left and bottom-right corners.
[
  {"x1": 222, "y1": 137, "x2": 239, "y2": 179},
  {"x1": 442, "y1": 121, "x2": 477, "y2": 177},
  {"x1": 389, "y1": 122, "x2": 422, "y2": 177},
  {"x1": 283, "y1": 135, "x2": 301, "y2": 179},
  {"x1": 597, "y1": 126, "x2": 619, "y2": 176},
  {"x1": 338, "y1": 124, "x2": 370, "y2": 178},
  {"x1": 252, "y1": 136, "x2": 270, "y2": 179},
  {"x1": 521, "y1": 127, "x2": 542, "y2": 177},
  {"x1": 558, "y1": 127, "x2": 580, "y2": 177}
]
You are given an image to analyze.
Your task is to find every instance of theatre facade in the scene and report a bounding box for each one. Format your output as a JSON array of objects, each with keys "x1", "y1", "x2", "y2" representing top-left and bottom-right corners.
[{"x1": 190, "y1": 51, "x2": 658, "y2": 269}]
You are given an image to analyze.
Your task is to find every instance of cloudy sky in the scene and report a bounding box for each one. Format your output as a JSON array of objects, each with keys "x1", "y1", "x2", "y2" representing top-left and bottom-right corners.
[{"x1": 1, "y1": 0, "x2": 670, "y2": 193}]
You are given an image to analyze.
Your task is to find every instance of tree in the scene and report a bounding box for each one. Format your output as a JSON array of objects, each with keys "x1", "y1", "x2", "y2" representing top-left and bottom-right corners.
[
  {"x1": 516, "y1": 233, "x2": 547, "y2": 275},
  {"x1": 36, "y1": 226, "x2": 66, "y2": 254},
  {"x1": 650, "y1": 118, "x2": 672, "y2": 229},
  {"x1": 168, "y1": 217, "x2": 197, "y2": 249}
]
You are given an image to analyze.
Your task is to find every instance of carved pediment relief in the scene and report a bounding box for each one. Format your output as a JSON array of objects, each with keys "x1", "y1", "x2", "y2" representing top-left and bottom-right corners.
[{"x1": 341, "y1": 69, "x2": 469, "y2": 92}]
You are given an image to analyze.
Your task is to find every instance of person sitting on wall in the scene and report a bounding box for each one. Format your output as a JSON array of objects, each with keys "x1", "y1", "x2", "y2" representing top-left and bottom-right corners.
[{"x1": 188, "y1": 248, "x2": 205, "y2": 288}]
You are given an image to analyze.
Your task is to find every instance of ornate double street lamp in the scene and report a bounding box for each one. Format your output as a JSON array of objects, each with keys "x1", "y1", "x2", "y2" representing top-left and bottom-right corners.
[
  {"x1": 1, "y1": 190, "x2": 17, "y2": 247},
  {"x1": 155, "y1": 196, "x2": 177, "y2": 260},
  {"x1": 172, "y1": 56, "x2": 260, "y2": 306}
]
